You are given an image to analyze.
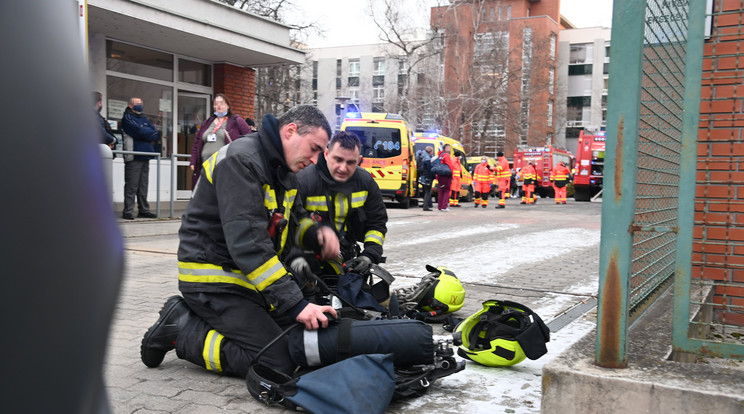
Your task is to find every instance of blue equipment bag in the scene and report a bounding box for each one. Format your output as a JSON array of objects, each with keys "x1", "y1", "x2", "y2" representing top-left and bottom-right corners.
[{"x1": 247, "y1": 352, "x2": 395, "y2": 414}]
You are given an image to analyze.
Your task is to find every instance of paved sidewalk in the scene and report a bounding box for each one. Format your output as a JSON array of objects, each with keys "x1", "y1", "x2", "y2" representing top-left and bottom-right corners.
[{"x1": 106, "y1": 200, "x2": 603, "y2": 413}]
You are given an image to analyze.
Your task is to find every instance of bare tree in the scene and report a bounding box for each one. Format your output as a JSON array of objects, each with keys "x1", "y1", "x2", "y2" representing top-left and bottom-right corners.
[
  {"x1": 369, "y1": 0, "x2": 448, "y2": 129},
  {"x1": 431, "y1": 0, "x2": 556, "y2": 157},
  {"x1": 213, "y1": 0, "x2": 320, "y2": 118}
]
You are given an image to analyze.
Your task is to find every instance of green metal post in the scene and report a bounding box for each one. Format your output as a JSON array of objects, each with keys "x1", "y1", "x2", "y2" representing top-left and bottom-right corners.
[{"x1": 595, "y1": 0, "x2": 647, "y2": 368}]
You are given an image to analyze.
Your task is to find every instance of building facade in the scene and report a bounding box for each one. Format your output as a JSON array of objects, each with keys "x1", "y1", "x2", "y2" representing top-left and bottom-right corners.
[
  {"x1": 85, "y1": 0, "x2": 303, "y2": 202},
  {"x1": 556, "y1": 26, "x2": 611, "y2": 154},
  {"x1": 303, "y1": 43, "x2": 418, "y2": 131},
  {"x1": 432, "y1": 0, "x2": 567, "y2": 157}
]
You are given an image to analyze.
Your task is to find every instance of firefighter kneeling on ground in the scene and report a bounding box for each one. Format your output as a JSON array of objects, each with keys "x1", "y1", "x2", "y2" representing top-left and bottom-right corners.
[
  {"x1": 473, "y1": 156, "x2": 494, "y2": 208},
  {"x1": 549, "y1": 161, "x2": 571, "y2": 204},
  {"x1": 519, "y1": 162, "x2": 538, "y2": 205}
]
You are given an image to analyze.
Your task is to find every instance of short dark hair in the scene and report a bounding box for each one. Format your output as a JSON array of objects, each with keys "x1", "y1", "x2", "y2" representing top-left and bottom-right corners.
[
  {"x1": 329, "y1": 130, "x2": 362, "y2": 153},
  {"x1": 278, "y1": 105, "x2": 332, "y2": 140},
  {"x1": 245, "y1": 117, "x2": 255, "y2": 127},
  {"x1": 93, "y1": 91, "x2": 102, "y2": 105},
  {"x1": 497, "y1": 151, "x2": 504, "y2": 157},
  {"x1": 214, "y1": 93, "x2": 232, "y2": 116}
]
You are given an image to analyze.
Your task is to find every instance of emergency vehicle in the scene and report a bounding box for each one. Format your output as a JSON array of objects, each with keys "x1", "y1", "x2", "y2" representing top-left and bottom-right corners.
[
  {"x1": 340, "y1": 112, "x2": 417, "y2": 208},
  {"x1": 573, "y1": 130, "x2": 605, "y2": 201},
  {"x1": 412, "y1": 133, "x2": 473, "y2": 201},
  {"x1": 513, "y1": 146, "x2": 574, "y2": 198}
]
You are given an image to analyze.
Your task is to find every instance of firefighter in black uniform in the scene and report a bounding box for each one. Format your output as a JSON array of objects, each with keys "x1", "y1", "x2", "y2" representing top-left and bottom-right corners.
[
  {"x1": 140, "y1": 105, "x2": 340, "y2": 378},
  {"x1": 295, "y1": 131, "x2": 387, "y2": 280}
]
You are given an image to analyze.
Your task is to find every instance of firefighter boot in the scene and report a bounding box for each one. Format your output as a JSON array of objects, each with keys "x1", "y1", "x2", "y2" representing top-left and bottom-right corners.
[{"x1": 141, "y1": 295, "x2": 193, "y2": 368}]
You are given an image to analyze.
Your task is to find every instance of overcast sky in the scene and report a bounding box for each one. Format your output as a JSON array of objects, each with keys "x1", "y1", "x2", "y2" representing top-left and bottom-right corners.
[{"x1": 291, "y1": 0, "x2": 613, "y2": 48}]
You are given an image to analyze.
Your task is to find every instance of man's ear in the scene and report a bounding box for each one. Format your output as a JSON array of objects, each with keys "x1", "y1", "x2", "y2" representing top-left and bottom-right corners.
[
  {"x1": 283, "y1": 122, "x2": 297, "y2": 140},
  {"x1": 358, "y1": 155, "x2": 363, "y2": 165}
]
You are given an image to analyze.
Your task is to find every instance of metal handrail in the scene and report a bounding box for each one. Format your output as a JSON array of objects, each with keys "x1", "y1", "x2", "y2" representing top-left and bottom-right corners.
[{"x1": 107, "y1": 150, "x2": 192, "y2": 218}]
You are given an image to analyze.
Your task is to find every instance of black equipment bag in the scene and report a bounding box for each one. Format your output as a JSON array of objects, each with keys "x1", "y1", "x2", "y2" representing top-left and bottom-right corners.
[{"x1": 246, "y1": 323, "x2": 396, "y2": 413}]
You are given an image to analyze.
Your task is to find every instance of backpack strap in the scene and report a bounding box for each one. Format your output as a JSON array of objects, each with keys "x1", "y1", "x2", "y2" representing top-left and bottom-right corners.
[{"x1": 336, "y1": 318, "x2": 354, "y2": 362}]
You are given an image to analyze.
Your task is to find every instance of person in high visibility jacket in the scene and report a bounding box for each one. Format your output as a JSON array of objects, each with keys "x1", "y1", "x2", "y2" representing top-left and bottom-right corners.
[
  {"x1": 519, "y1": 162, "x2": 538, "y2": 205},
  {"x1": 550, "y1": 161, "x2": 572, "y2": 204},
  {"x1": 449, "y1": 154, "x2": 463, "y2": 207},
  {"x1": 140, "y1": 105, "x2": 341, "y2": 378},
  {"x1": 473, "y1": 156, "x2": 495, "y2": 208},
  {"x1": 495, "y1": 152, "x2": 511, "y2": 208},
  {"x1": 296, "y1": 130, "x2": 388, "y2": 276}
]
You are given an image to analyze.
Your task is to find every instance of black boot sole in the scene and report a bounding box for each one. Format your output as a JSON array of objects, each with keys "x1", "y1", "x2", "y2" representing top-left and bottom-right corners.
[{"x1": 140, "y1": 295, "x2": 184, "y2": 368}]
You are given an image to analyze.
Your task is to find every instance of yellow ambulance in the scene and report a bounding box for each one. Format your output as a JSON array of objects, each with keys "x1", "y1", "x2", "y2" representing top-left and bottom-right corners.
[
  {"x1": 340, "y1": 112, "x2": 417, "y2": 208},
  {"x1": 412, "y1": 132, "x2": 473, "y2": 201}
]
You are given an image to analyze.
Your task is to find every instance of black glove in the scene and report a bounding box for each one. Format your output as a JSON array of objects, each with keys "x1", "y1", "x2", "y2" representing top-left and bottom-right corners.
[
  {"x1": 290, "y1": 257, "x2": 313, "y2": 283},
  {"x1": 343, "y1": 255, "x2": 372, "y2": 274}
]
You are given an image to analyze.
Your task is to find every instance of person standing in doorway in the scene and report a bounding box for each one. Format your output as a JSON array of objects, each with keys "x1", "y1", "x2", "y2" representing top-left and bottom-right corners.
[
  {"x1": 189, "y1": 93, "x2": 253, "y2": 189},
  {"x1": 121, "y1": 97, "x2": 160, "y2": 220},
  {"x1": 94, "y1": 92, "x2": 117, "y2": 149}
]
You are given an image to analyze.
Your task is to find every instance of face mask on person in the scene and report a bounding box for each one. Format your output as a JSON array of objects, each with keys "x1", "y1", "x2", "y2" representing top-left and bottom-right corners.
[
  {"x1": 214, "y1": 111, "x2": 227, "y2": 117},
  {"x1": 481, "y1": 159, "x2": 487, "y2": 164},
  {"x1": 133, "y1": 104, "x2": 144, "y2": 113}
]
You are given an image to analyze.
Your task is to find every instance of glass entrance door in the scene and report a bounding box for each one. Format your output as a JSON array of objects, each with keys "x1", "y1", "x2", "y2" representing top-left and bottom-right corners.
[{"x1": 177, "y1": 92, "x2": 210, "y2": 198}]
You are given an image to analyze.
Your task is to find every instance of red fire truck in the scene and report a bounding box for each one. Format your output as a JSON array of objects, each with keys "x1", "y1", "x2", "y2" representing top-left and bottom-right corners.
[
  {"x1": 573, "y1": 130, "x2": 606, "y2": 201},
  {"x1": 513, "y1": 146, "x2": 574, "y2": 198}
]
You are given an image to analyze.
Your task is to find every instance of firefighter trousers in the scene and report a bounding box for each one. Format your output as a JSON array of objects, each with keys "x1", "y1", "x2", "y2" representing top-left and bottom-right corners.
[
  {"x1": 522, "y1": 184, "x2": 535, "y2": 204},
  {"x1": 498, "y1": 178, "x2": 510, "y2": 206},
  {"x1": 553, "y1": 184, "x2": 567, "y2": 203},
  {"x1": 176, "y1": 291, "x2": 297, "y2": 378}
]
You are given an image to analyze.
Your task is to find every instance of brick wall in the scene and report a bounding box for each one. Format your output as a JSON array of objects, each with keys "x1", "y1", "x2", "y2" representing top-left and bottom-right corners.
[
  {"x1": 214, "y1": 63, "x2": 256, "y2": 122},
  {"x1": 695, "y1": 1, "x2": 744, "y2": 326}
]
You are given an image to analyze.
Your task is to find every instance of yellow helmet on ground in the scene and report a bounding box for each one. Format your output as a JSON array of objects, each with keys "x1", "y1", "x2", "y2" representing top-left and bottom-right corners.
[
  {"x1": 419, "y1": 265, "x2": 465, "y2": 314},
  {"x1": 453, "y1": 300, "x2": 550, "y2": 367}
]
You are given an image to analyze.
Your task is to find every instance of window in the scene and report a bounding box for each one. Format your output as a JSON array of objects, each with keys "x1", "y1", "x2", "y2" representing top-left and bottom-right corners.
[
  {"x1": 373, "y1": 85, "x2": 384, "y2": 100},
  {"x1": 398, "y1": 57, "x2": 408, "y2": 74},
  {"x1": 569, "y1": 43, "x2": 593, "y2": 64},
  {"x1": 507, "y1": 6, "x2": 511, "y2": 19},
  {"x1": 568, "y1": 64, "x2": 593, "y2": 75},
  {"x1": 374, "y1": 57, "x2": 385, "y2": 75},
  {"x1": 349, "y1": 87, "x2": 359, "y2": 104},
  {"x1": 107, "y1": 40, "x2": 173, "y2": 82},
  {"x1": 348, "y1": 76, "x2": 359, "y2": 87},
  {"x1": 178, "y1": 59, "x2": 211, "y2": 86},
  {"x1": 336, "y1": 59, "x2": 342, "y2": 76},
  {"x1": 547, "y1": 100, "x2": 553, "y2": 127},
  {"x1": 549, "y1": 67, "x2": 555, "y2": 93},
  {"x1": 349, "y1": 59, "x2": 360, "y2": 77},
  {"x1": 474, "y1": 32, "x2": 495, "y2": 60},
  {"x1": 107, "y1": 76, "x2": 172, "y2": 156},
  {"x1": 550, "y1": 34, "x2": 557, "y2": 59}
]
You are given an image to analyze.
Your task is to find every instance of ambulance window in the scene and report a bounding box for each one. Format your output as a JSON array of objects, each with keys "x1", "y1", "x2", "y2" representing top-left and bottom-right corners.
[{"x1": 345, "y1": 127, "x2": 402, "y2": 158}]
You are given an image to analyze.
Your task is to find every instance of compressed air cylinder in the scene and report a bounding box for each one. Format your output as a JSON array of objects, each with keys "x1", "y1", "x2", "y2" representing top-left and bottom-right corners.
[{"x1": 288, "y1": 318, "x2": 434, "y2": 367}]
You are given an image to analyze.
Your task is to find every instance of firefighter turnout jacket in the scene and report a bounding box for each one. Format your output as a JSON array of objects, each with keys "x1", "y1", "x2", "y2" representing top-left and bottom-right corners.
[
  {"x1": 297, "y1": 154, "x2": 387, "y2": 274},
  {"x1": 473, "y1": 162, "x2": 494, "y2": 193},
  {"x1": 495, "y1": 156, "x2": 511, "y2": 183},
  {"x1": 550, "y1": 163, "x2": 571, "y2": 188},
  {"x1": 177, "y1": 115, "x2": 324, "y2": 315}
]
